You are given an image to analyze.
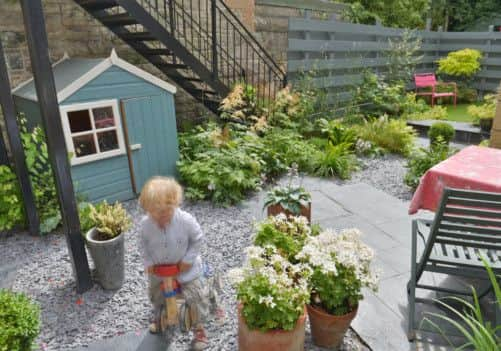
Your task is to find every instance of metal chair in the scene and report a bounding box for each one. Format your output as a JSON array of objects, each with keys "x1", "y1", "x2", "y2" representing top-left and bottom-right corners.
[
  {"x1": 414, "y1": 73, "x2": 457, "y2": 107},
  {"x1": 407, "y1": 187, "x2": 501, "y2": 341}
]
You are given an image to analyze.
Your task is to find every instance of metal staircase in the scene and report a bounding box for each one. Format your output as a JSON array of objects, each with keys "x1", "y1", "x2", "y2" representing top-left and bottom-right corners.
[{"x1": 75, "y1": 0, "x2": 286, "y2": 113}]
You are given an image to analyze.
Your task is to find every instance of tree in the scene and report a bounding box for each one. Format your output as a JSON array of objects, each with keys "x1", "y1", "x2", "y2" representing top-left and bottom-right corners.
[
  {"x1": 338, "y1": 0, "x2": 430, "y2": 29},
  {"x1": 430, "y1": 0, "x2": 501, "y2": 31}
]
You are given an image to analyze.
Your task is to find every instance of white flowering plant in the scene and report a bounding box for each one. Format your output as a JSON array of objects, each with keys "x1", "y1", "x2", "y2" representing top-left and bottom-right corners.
[
  {"x1": 297, "y1": 228, "x2": 379, "y2": 316},
  {"x1": 253, "y1": 214, "x2": 312, "y2": 262},
  {"x1": 228, "y1": 245, "x2": 312, "y2": 332}
]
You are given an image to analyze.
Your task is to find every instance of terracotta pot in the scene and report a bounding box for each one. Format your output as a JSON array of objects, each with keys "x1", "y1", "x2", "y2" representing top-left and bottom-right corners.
[
  {"x1": 238, "y1": 304, "x2": 306, "y2": 351},
  {"x1": 307, "y1": 304, "x2": 358, "y2": 349},
  {"x1": 267, "y1": 202, "x2": 311, "y2": 223}
]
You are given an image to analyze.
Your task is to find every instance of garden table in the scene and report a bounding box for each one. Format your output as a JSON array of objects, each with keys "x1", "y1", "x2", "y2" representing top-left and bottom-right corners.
[{"x1": 408, "y1": 145, "x2": 501, "y2": 214}]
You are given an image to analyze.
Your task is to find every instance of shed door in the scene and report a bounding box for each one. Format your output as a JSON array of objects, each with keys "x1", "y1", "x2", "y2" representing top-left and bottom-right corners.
[{"x1": 121, "y1": 95, "x2": 177, "y2": 193}]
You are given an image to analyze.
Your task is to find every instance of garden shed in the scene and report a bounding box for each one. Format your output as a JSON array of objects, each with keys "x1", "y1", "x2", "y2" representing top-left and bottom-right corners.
[{"x1": 12, "y1": 49, "x2": 179, "y2": 203}]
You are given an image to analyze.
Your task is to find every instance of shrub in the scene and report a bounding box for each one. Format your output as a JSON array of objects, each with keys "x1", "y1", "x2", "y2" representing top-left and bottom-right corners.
[
  {"x1": 356, "y1": 116, "x2": 416, "y2": 156},
  {"x1": 297, "y1": 228, "x2": 378, "y2": 315},
  {"x1": 253, "y1": 214, "x2": 311, "y2": 262},
  {"x1": 428, "y1": 122, "x2": 455, "y2": 145},
  {"x1": 400, "y1": 93, "x2": 430, "y2": 117},
  {"x1": 404, "y1": 140, "x2": 455, "y2": 189},
  {"x1": 0, "y1": 289, "x2": 40, "y2": 351},
  {"x1": 228, "y1": 245, "x2": 311, "y2": 332},
  {"x1": 268, "y1": 86, "x2": 314, "y2": 130},
  {"x1": 0, "y1": 166, "x2": 24, "y2": 232},
  {"x1": 386, "y1": 30, "x2": 423, "y2": 84},
  {"x1": 457, "y1": 86, "x2": 478, "y2": 103},
  {"x1": 355, "y1": 71, "x2": 406, "y2": 117},
  {"x1": 405, "y1": 106, "x2": 448, "y2": 121},
  {"x1": 467, "y1": 94, "x2": 496, "y2": 122},
  {"x1": 437, "y1": 49, "x2": 483, "y2": 78}
]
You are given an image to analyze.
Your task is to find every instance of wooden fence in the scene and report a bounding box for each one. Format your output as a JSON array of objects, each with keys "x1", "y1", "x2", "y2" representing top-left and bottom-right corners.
[{"x1": 288, "y1": 17, "x2": 501, "y2": 106}]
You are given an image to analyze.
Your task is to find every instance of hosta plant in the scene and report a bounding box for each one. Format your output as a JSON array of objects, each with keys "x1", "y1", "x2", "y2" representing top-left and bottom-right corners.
[
  {"x1": 263, "y1": 164, "x2": 311, "y2": 215},
  {"x1": 228, "y1": 245, "x2": 312, "y2": 331},
  {"x1": 254, "y1": 214, "x2": 311, "y2": 262},
  {"x1": 297, "y1": 228, "x2": 379, "y2": 315},
  {"x1": 88, "y1": 201, "x2": 131, "y2": 240}
]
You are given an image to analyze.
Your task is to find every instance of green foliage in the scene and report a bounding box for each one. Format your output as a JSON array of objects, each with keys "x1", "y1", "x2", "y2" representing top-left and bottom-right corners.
[
  {"x1": 423, "y1": 257, "x2": 501, "y2": 350},
  {"x1": 0, "y1": 289, "x2": 40, "y2": 351},
  {"x1": 437, "y1": 49, "x2": 483, "y2": 78},
  {"x1": 312, "y1": 142, "x2": 358, "y2": 179},
  {"x1": 430, "y1": 0, "x2": 501, "y2": 32},
  {"x1": 404, "y1": 140, "x2": 455, "y2": 189},
  {"x1": 0, "y1": 166, "x2": 24, "y2": 231},
  {"x1": 457, "y1": 86, "x2": 478, "y2": 103},
  {"x1": 19, "y1": 117, "x2": 61, "y2": 234},
  {"x1": 253, "y1": 215, "x2": 311, "y2": 263},
  {"x1": 268, "y1": 86, "x2": 315, "y2": 131},
  {"x1": 386, "y1": 30, "x2": 423, "y2": 84},
  {"x1": 88, "y1": 201, "x2": 131, "y2": 240},
  {"x1": 468, "y1": 94, "x2": 497, "y2": 121},
  {"x1": 355, "y1": 71, "x2": 406, "y2": 117},
  {"x1": 339, "y1": 0, "x2": 430, "y2": 28},
  {"x1": 428, "y1": 122, "x2": 456, "y2": 145},
  {"x1": 405, "y1": 106, "x2": 448, "y2": 121},
  {"x1": 356, "y1": 116, "x2": 416, "y2": 156}
]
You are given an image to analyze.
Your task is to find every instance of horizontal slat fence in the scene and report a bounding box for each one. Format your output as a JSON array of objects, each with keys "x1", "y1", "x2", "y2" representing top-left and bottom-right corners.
[{"x1": 288, "y1": 17, "x2": 501, "y2": 107}]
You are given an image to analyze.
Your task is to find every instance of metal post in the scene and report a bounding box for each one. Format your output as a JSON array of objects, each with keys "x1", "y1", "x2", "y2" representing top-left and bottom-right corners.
[
  {"x1": 211, "y1": 0, "x2": 218, "y2": 79},
  {"x1": 0, "y1": 123, "x2": 9, "y2": 166},
  {"x1": 20, "y1": 0, "x2": 92, "y2": 293},
  {"x1": 0, "y1": 39, "x2": 40, "y2": 236}
]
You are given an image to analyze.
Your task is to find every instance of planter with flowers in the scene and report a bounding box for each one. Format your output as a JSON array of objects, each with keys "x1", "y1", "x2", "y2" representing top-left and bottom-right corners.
[
  {"x1": 85, "y1": 201, "x2": 131, "y2": 290},
  {"x1": 229, "y1": 245, "x2": 312, "y2": 351},
  {"x1": 264, "y1": 164, "x2": 311, "y2": 222},
  {"x1": 297, "y1": 228, "x2": 379, "y2": 349}
]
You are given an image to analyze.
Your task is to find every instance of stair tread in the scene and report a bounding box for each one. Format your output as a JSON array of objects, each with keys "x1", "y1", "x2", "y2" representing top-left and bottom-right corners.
[
  {"x1": 98, "y1": 13, "x2": 138, "y2": 26},
  {"x1": 77, "y1": 0, "x2": 117, "y2": 10},
  {"x1": 121, "y1": 32, "x2": 157, "y2": 41},
  {"x1": 140, "y1": 48, "x2": 172, "y2": 56}
]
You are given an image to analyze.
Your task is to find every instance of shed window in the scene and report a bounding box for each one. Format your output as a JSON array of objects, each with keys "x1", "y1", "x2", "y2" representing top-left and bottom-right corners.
[{"x1": 60, "y1": 100, "x2": 125, "y2": 165}]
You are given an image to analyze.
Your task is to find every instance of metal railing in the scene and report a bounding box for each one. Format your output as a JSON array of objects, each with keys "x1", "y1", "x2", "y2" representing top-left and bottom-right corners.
[{"x1": 137, "y1": 0, "x2": 286, "y2": 106}]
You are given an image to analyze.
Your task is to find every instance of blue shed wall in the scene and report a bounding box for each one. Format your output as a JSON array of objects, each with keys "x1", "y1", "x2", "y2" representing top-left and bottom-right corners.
[{"x1": 14, "y1": 65, "x2": 179, "y2": 204}]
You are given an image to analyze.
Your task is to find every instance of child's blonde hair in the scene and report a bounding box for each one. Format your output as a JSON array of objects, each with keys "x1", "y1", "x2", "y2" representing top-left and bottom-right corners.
[{"x1": 139, "y1": 176, "x2": 183, "y2": 211}]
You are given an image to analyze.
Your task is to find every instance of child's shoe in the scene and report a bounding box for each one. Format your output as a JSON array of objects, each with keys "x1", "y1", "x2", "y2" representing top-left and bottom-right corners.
[{"x1": 191, "y1": 327, "x2": 209, "y2": 351}]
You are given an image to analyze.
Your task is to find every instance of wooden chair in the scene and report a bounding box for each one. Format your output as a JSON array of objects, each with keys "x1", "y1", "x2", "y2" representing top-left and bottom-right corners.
[
  {"x1": 407, "y1": 188, "x2": 501, "y2": 341},
  {"x1": 414, "y1": 73, "x2": 457, "y2": 107}
]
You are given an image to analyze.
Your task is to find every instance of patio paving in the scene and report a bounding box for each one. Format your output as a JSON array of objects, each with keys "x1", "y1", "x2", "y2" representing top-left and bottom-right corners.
[{"x1": 72, "y1": 179, "x2": 493, "y2": 351}]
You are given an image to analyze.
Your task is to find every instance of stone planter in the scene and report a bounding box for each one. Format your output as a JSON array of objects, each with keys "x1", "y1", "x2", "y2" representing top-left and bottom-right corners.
[
  {"x1": 85, "y1": 228, "x2": 125, "y2": 290},
  {"x1": 479, "y1": 118, "x2": 493, "y2": 133},
  {"x1": 307, "y1": 304, "x2": 358, "y2": 349},
  {"x1": 267, "y1": 202, "x2": 311, "y2": 223},
  {"x1": 238, "y1": 304, "x2": 306, "y2": 351}
]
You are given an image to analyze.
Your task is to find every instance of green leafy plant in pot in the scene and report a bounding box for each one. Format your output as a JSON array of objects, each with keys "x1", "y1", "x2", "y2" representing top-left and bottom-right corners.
[
  {"x1": 468, "y1": 94, "x2": 497, "y2": 133},
  {"x1": 297, "y1": 228, "x2": 379, "y2": 349},
  {"x1": 228, "y1": 245, "x2": 312, "y2": 351},
  {"x1": 84, "y1": 201, "x2": 131, "y2": 290},
  {"x1": 264, "y1": 164, "x2": 311, "y2": 222}
]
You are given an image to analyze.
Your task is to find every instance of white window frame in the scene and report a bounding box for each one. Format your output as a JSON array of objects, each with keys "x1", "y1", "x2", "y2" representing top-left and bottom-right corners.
[{"x1": 60, "y1": 99, "x2": 126, "y2": 166}]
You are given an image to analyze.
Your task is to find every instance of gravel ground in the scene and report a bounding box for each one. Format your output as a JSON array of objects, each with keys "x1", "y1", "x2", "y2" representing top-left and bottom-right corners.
[
  {"x1": 336, "y1": 153, "x2": 414, "y2": 201},
  {"x1": 0, "y1": 151, "x2": 414, "y2": 350},
  {"x1": 2, "y1": 199, "x2": 370, "y2": 351}
]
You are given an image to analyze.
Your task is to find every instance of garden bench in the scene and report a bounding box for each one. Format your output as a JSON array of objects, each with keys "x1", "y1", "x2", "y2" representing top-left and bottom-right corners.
[
  {"x1": 414, "y1": 73, "x2": 457, "y2": 107},
  {"x1": 407, "y1": 187, "x2": 501, "y2": 341}
]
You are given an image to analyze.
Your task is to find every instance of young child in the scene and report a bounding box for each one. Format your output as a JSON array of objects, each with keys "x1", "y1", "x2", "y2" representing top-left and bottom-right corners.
[{"x1": 138, "y1": 177, "x2": 220, "y2": 350}]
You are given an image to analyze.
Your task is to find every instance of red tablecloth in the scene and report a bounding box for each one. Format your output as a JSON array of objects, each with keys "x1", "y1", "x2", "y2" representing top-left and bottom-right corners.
[{"x1": 408, "y1": 146, "x2": 501, "y2": 214}]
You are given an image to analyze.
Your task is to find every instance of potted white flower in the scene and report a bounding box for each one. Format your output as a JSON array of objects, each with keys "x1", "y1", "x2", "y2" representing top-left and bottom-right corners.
[
  {"x1": 297, "y1": 228, "x2": 379, "y2": 349},
  {"x1": 85, "y1": 201, "x2": 131, "y2": 290},
  {"x1": 228, "y1": 245, "x2": 312, "y2": 351}
]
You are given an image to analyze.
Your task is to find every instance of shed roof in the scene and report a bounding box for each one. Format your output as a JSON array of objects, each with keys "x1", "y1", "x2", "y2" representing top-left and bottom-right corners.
[{"x1": 13, "y1": 49, "x2": 176, "y2": 102}]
